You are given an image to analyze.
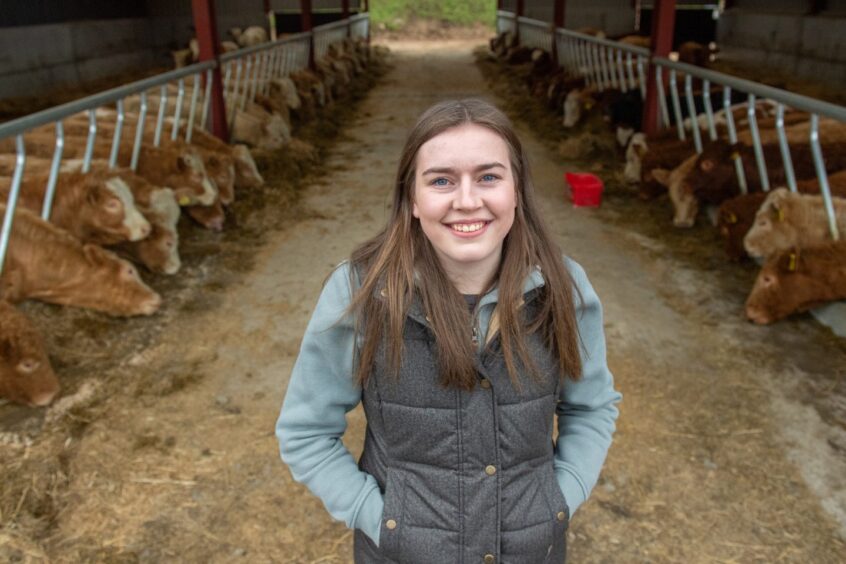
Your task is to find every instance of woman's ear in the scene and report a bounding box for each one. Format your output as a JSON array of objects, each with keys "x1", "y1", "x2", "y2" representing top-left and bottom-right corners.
[{"x1": 412, "y1": 200, "x2": 420, "y2": 218}]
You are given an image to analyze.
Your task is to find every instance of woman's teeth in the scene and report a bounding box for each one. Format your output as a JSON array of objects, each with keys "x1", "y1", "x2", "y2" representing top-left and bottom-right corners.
[{"x1": 451, "y1": 222, "x2": 485, "y2": 233}]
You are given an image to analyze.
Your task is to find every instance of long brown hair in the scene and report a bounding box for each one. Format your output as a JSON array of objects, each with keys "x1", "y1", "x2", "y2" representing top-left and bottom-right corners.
[{"x1": 349, "y1": 99, "x2": 582, "y2": 390}]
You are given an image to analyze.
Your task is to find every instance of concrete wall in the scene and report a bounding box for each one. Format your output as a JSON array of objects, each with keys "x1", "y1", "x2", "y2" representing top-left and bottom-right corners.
[
  {"x1": 0, "y1": 0, "x2": 268, "y2": 100},
  {"x1": 717, "y1": 8, "x2": 846, "y2": 89},
  {"x1": 514, "y1": 0, "x2": 636, "y2": 36}
]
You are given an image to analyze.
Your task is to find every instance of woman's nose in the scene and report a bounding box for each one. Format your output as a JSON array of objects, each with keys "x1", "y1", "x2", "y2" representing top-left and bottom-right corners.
[{"x1": 453, "y1": 179, "x2": 480, "y2": 210}]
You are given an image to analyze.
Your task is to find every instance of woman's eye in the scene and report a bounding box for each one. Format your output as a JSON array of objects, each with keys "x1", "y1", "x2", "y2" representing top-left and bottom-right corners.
[
  {"x1": 432, "y1": 178, "x2": 449, "y2": 187},
  {"x1": 480, "y1": 174, "x2": 498, "y2": 182}
]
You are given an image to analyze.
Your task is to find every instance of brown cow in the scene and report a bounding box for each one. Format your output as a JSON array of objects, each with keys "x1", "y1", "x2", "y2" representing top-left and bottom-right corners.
[
  {"x1": 186, "y1": 196, "x2": 226, "y2": 232},
  {"x1": 0, "y1": 171, "x2": 150, "y2": 245},
  {"x1": 0, "y1": 300, "x2": 60, "y2": 406},
  {"x1": 0, "y1": 205, "x2": 161, "y2": 316},
  {"x1": 651, "y1": 153, "x2": 701, "y2": 227},
  {"x1": 745, "y1": 242, "x2": 846, "y2": 324},
  {"x1": 743, "y1": 188, "x2": 846, "y2": 258},
  {"x1": 0, "y1": 132, "x2": 216, "y2": 207}
]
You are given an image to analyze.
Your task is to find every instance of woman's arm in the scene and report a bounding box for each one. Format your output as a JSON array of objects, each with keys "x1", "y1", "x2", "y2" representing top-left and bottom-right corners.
[
  {"x1": 276, "y1": 262, "x2": 384, "y2": 545},
  {"x1": 554, "y1": 258, "x2": 622, "y2": 516}
]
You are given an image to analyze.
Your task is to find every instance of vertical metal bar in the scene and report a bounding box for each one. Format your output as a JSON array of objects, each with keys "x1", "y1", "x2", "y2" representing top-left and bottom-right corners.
[
  {"x1": 0, "y1": 136, "x2": 26, "y2": 278},
  {"x1": 615, "y1": 50, "x2": 626, "y2": 92},
  {"x1": 172, "y1": 78, "x2": 185, "y2": 140},
  {"x1": 591, "y1": 44, "x2": 603, "y2": 90},
  {"x1": 775, "y1": 104, "x2": 797, "y2": 193},
  {"x1": 131, "y1": 91, "x2": 148, "y2": 171},
  {"x1": 83, "y1": 109, "x2": 97, "y2": 172},
  {"x1": 239, "y1": 57, "x2": 251, "y2": 112},
  {"x1": 636, "y1": 56, "x2": 647, "y2": 99},
  {"x1": 201, "y1": 67, "x2": 213, "y2": 131},
  {"x1": 656, "y1": 67, "x2": 670, "y2": 130},
  {"x1": 42, "y1": 122, "x2": 64, "y2": 220},
  {"x1": 723, "y1": 86, "x2": 748, "y2": 194},
  {"x1": 669, "y1": 70, "x2": 685, "y2": 140},
  {"x1": 247, "y1": 53, "x2": 261, "y2": 105},
  {"x1": 599, "y1": 46, "x2": 612, "y2": 90},
  {"x1": 746, "y1": 93, "x2": 769, "y2": 191},
  {"x1": 109, "y1": 98, "x2": 125, "y2": 168},
  {"x1": 684, "y1": 74, "x2": 702, "y2": 153},
  {"x1": 810, "y1": 114, "x2": 840, "y2": 241},
  {"x1": 702, "y1": 79, "x2": 717, "y2": 141},
  {"x1": 229, "y1": 58, "x2": 244, "y2": 131},
  {"x1": 153, "y1": 84, "x2": 167, "y2": 147},
  {"x1": 625, "y1": 52, "x2": 636, "y2": 91},
  {"x1": 186, "y1": 72, "x2": 201, "y2": 143}
]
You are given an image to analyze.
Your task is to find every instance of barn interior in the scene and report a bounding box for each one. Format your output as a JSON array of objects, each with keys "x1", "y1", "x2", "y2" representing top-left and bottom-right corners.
[{"x1": 1, "y1": 1, "x2": 845, "y2": 562}]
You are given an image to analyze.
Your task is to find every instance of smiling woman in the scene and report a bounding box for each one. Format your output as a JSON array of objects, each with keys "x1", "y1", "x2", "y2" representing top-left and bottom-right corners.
[{"x1": 276, "y1": 99, "x2": 621, "y2": 563}]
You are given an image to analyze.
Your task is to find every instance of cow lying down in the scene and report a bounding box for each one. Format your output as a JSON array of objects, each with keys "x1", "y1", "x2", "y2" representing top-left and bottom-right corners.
[
  {"x1": 0, "y1": 205, "x2": 161, "y2": 317},
  {"x1": 0, "y1": 300, "x2": 60, "y2": 406},
  {"x1": 746, "y1": 241, "x2": 846, "y2": 324}
]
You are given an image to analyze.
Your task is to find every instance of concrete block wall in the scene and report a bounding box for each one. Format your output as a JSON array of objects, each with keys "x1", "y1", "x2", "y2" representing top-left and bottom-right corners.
[
  {"x1": 717, "y1": 8, "x2": 846, "y2": 89},
  {"x1": 0, "y1": 0, "x2": 268, "y2": 101}
]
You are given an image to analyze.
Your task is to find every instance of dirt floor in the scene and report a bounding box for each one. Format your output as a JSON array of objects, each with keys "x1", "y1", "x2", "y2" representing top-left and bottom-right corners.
[{"x1": 2, "y1": 39, "x2": 846, "y2": 563}]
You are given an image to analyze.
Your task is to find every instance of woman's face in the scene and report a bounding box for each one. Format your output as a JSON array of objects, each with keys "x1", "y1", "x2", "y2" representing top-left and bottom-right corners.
[{"x1": 413, "y1": 123, "x2": 517, "y2": 284}]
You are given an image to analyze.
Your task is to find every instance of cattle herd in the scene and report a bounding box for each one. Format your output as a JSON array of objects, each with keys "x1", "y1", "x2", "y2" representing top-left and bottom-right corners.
[
  {"x1": 0, "y1": 36, "x2": 380, "y2": 408},
  {"x1": 489, "y1": 30, "x2": 846, "y2": 330}
]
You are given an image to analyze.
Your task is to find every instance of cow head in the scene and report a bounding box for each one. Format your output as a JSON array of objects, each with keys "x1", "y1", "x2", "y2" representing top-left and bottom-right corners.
[
  {"x1": 80, "y1": 245, "x2": 162, "y2": 316},
  {"x1": 562, "y1": 89, "x2": 584, "y2": 128},
  {"x1": 130, "y1": 224, "x2": 181, "y2": 275},
  {"x1": 204, "y1": 154, "x2": 235, "y2": 205},
  {"x1": 743, "y1": 188, "x2": 796, "y2": 258},
  {"x1": 232, "y1": 145, "x2": 264, "y2": 189},
  {"x1": 745, "y1": 249, "x2": 832, "y2": 324},
  {"x1": 624, "y1": 133, "x2": 648, "y2": 184},
  {"x1": 686, "y1": 141, "x2": 739, "y2": 199},
  {"x1": 653, "y1": 161, "x2": 699, "y2": 228},
  {"x1": 174, "y1": 151, "x2": 218, "y2": 207},
  {"x1": 0, "y1": 301, "x2": 60, "y2": 407}
]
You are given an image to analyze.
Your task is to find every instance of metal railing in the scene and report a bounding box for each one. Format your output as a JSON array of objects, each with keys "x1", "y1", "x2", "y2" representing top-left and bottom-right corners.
[
  {"x1": 495, "y1": 10, "x2": 845, "y2": 243},
  {"x1": 496, "y1": 10, "x2": 517, "y2": 36},
  {"x1": 516, "y1": 16, "x2": 552, "y2": 52},
  {"x1": 0, "y1": 14, "x2": 370, "y2": 277},
  {"x1": 314, "y1": 19, "x2": 352, "y2": 60},
  {"x1": 651, "y1": 57, "x2": 846, "y2": 240},
  {"x1": 555, "y1": 28, "x2": 649, "y2": 98},
  {"x1": 220, "y1": 32, "x2": 311, "y2": 132}
]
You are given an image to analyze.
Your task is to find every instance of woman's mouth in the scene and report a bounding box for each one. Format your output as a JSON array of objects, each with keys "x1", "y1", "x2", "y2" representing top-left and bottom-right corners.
[{"x1": 447, "y1": 221, "x2": 490, "y2": 236}]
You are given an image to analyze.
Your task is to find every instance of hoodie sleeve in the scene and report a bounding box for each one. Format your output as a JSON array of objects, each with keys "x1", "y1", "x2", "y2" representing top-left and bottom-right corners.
[
  {"x1": 276, "y1": 262, "x2": 384, "y2": 545},
  {"x1": 554, "y1": 258, "x2": 622, "y2": 517}
]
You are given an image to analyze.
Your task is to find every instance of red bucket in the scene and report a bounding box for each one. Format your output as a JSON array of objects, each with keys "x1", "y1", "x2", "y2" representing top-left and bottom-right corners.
[{"x1": 565, "y1": 172, "x2": 604, "y2": 207}]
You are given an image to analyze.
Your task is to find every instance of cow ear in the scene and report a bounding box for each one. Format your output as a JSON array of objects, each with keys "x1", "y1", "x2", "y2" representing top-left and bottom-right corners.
[
  {"x1": 16, "y1": 358, "x2": 40, "y2": 374},
  {"x1": 699, "y1": 158, "x2": 715, "y2": 172},
  {"x1": 82, "y1": 244, "x2": 105, "y2": 266},
  {"x1": 770, "y1": 203, "x2": 785, "y2": 222},
  {"x1": 177, "y1": 155, "x2": 188, "y2": 172}
]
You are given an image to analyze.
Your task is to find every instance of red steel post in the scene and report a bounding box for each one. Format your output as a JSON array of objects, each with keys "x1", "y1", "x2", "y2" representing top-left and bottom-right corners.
[
  {"x1": 191, "y1": 0, "x2": 228, "y2": 141},
  {"x1": 301, "y1": 0, "x2": 315, "y2": 69},
  {"x1": 364, "y1": 0, "x2": 370, "y2": 44},
  {"x1": 552, "y1": 1, "x2": 566, "y2": 65},
  {"x1": 642, "y1": 0, "x2": 676, "y2": 135},
  {"x1": 515, "y1": 0, "x2": 525, "y2": 43},
  {"x1": 342, "y1": 0, "x2": 350, "y2": 37}
]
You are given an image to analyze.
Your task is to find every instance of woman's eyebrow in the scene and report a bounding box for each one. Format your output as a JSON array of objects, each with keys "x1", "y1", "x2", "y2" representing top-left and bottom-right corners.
[{"x1": 421, "y1": 162, "x2": 507, "y2": 175}]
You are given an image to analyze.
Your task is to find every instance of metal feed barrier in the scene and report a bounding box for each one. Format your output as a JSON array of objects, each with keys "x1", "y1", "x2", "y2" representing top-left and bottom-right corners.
[
  {"x1": 0, "y1": 14, "x2": 369, "y2": 278},
  {"x1": 496, "y1": 11, "x2": 846, "y2": 243}
]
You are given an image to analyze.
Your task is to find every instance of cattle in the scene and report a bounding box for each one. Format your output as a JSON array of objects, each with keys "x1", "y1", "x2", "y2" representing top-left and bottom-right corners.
[
  {"x1": 650, "y1": 153, "x2": 701, "y2": 227},
  {"x1": 0, "y1": 205, "x2": 161, "y2": 316},
  {"x1": 0, "y1": 171, "x2": 150, "y2": 245},
  {"x1": 0, "y1": 300, "x2": 60, "y2": 407},
  {"x1": 229, "y1": 26, "x2": 268, "y2": 47},
  {"x1": 186, "y1": 197, "x2": 226, "y2": 232},
  {"x1": 745, "y1": 242, "x2": 846, "y2": 324},
  {"x1": 743, "y1": 188, "x2": 846, "y2": 259},
  {"x1": 618, "y1": 35, "x2": 651, "y2": 48},
  {"x1": 184, "y1": 38, "x2": 239, "y2": 66},
  {"x1": 677, "y1": 41, "x2": 710, "y2": 67},
  {"x1": 717, "y1": 192, "x2": 769, "y2": 261},
  {"x1": 51, "y1": 112, "x2": 237, "y2": 205},
  {"x1": 0, "y1": 132, "x2": 216, "y2": 207}
]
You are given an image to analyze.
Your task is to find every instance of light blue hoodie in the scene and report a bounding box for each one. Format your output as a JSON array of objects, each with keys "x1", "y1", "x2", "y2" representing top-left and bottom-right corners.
[{"x1": 276, "y1": 258, "x2": 621, "y2": 546}]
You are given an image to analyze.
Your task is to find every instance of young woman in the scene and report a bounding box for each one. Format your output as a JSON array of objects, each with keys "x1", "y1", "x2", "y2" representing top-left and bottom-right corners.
[{"x1": 277, "y1": 99, "x2": 621, "y2": 563}]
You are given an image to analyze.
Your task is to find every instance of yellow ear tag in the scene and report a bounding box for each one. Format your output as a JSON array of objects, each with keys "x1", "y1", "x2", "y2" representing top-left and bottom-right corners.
[
  {"x1": 788, "y1": 253, "x2": 797, "y2": 272},
  {"x1": 775, "y1": 207, "x2": 785, "y2": 222},
  {"x1": 730, "y1": 151, "x2": 740, "y2": 160},
  {"x1": 727, "y1": 212, "x2": 737, "y2": 224},
  {"x1": 178, "y1": 196, "x2": 191, "y2": 206},
  {"x1": 584, "y1": 100, "x2": 595, "y2": 110}
]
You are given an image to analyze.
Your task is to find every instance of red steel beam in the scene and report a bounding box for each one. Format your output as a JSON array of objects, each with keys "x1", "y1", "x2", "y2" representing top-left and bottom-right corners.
[
  {"x1": 642, "y1": 0, "x2": 676, "y2": 135},
  {"x1": 191, "y1": 0, "x2": 228, "y2": 141},
  {"x1": 342, "y1": 0, "x2": 351, "y2": 37},
  {"x1": 552, "y1": 1, "x2": 566, "y2": 65},
  {"x1": 515, "y1": 0, "x2": 525, "y2": 43},
  {"x1": 301, "y1": 0, "x2": 315, "y2": 69}
]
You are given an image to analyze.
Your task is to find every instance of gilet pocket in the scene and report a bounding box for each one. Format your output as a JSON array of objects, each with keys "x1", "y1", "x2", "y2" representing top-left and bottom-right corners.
[
  {"x1": 541, "y1": 467, "x2": 570, "y2": 562},
  {"x1": 379, "y1": 470, "x2": 407, "y2": 559}
]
